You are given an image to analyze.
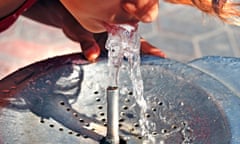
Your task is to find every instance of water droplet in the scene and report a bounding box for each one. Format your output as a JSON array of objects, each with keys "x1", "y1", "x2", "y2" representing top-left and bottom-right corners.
[
  {"x1": 120, "y1": 87, "x2": 129, "y2": 95},
  {"x1": 45, "y1": 80, "x2": 52, "y2": 84},
  {"x1": 180, "y1": 102, "x2": 184, "y2": 106},
  {"x1": 160, "y1": 140, "x2": 165, "y2": 144}
]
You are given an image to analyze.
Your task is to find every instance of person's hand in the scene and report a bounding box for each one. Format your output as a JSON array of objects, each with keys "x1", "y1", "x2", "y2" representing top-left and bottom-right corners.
[
  {"x1": 85, "y1": 31, "x2": 166, "y2": 61},
  {"x1": 22, "y1": 0, "x2": 166, "y2": 61}
]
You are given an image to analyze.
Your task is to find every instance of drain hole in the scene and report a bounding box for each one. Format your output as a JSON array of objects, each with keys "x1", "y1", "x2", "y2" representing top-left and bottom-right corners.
[
  {"x1": 68, "y1": 131, "x2": 73, "y2": 135},
  {"x1": 101, "y1": 118, "x2": 106, "y2": 122},
  {"x1": 111, "y1": 49, "x2": 115, "y2": 52},
  {"x1": 172, "y1": 125, "x2": 177, "y2": 129},
  {"x1": 40, "y1": 120, "x2": 44, "y2": 123},
  {"x1": 119, "y1": 118, "x2": 125, "y2": 122},
  {"x1": 66, "y1": 108, "x2": 71, "y2": 111},
  {"x1": 99, "y1": 112, "x2": 105, "y2": 116},
  {"x1": 76, "y1": 133, "x2": 81, "y2": 137},
  {"x1": 145, "y1": 113, "x2": 151, "y2": 118},
  {"x1": 128, "y1": 91, "x2": 133, "y2": 95},
  {"x1": 125, "y1": 98, "x2": 130, "y2": 103},
  {"x1": 94, "y1": 91, "x2": 99, "y2": 94},
  {"x1": 138, "y1": 136, "x2": 143, "y2": 140},
  {"x1": 130, "y1": 128, "x2": 135, "y2": 132},
  {"x1": 152, "y1": 132, "x2": 158, "y2": 136},
  {"x1": 73, "y1": 112, "x2": 78, "y2": 117},
  {"x1": 96, "y1": 98, "x2": 101, "y2": 102},
  {"x1": 119, "y1": 123, "x2": 122, "y2": 127},
  {"x1": 120, "y1": 112, "x2": 125, "y2": 116},
  {"x1": 134, "y1": 123, "x2": 139, "y2": 128},
  {"x1": 60, "y1": 101, "x2": 65, "y2": 105},
  {"x1": 122, "y1": 106, "x2": 128, "y2": 110},
  {"x1": 158, "y1": 101, "x2": 163, "y2": 106},
  {"x1": 161, "y1": 129, "x2": 167, "y2": 134},
  {"x1": 59, "y1": 128, "x2": 64, "y2": 131},
  {"x1": 79, "y1": 119, "x2": 84, "y2": 123},
  {"x1": 83, "y1": 135, "x2": 89, "y2": 139},
  {"x1": 85, "y1": 123, "x2": 90, "y2": 127},
  {"x1": 98, "y1": 105, "x2": 103, "y2": 110},
  {"x1": 49, "y1": 124, "x2": 54, "y2": 128},
  {"x1": 152, "y1": 108, "x2": 157, "y2": 112}
]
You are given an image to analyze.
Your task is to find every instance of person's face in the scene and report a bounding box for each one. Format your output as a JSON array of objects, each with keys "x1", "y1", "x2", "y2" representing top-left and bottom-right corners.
[{"x1": 60, "y1": 0, "x2": 159, "y2": 33}]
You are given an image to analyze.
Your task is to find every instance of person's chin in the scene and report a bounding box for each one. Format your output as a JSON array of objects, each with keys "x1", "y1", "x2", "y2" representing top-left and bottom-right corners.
[
  {"x1": 90, "y1": 28, "x2": 106, "y2": 33},
  {"x1": 82, "y1": 22, "x2": 107, "y2": 33}
]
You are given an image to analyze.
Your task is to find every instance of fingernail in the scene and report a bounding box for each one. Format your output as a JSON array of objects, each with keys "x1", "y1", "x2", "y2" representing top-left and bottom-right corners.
[
  {"x1": 83, "y1": 46, "x2": 100, "y2": 62},
  {"x1": 141, "y1": 15, "x2": 153, "y2": 23}
]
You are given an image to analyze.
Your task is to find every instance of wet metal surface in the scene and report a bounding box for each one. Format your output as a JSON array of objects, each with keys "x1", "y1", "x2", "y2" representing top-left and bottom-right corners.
[
  {"x1": 189, "y1": 56, "x2": 240, "y2": 97},
  {"x1": 0, "y1": 53, "x2": 239, "y2": 143}
]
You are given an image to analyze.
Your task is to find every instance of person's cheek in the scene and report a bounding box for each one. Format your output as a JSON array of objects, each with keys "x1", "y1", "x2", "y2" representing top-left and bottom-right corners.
[{"x1": 122, "y1": 0, "x2": 159, "y2": 23}]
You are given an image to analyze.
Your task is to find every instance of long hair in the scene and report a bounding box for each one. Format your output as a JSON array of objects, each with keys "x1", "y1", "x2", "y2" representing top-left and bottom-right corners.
[{"x1": 165, "y1": 0, "x2": 240, "y2": 25}]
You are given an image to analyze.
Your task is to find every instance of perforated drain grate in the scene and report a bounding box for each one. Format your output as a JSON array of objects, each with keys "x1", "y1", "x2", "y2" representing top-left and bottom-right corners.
[{"x1": 0, "y1": 54, "x2": 233, "y2": 144}]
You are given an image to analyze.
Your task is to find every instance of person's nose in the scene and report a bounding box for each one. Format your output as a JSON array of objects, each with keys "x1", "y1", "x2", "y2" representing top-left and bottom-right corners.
[{"x1": 122, "y1": 0, "x2": 159, "y2": 23}]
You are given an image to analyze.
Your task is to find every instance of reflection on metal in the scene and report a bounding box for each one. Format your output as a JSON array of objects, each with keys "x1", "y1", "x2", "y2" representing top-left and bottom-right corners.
[
  {"x1": 102, "y1": 86, "x2": 120, "y2": 144},
  {"x1": 0, "y1": 53, "x2": 239, "y2": 144},
  {"x1": 189, "y1": 56, "x2": 240, "y2": 97}
]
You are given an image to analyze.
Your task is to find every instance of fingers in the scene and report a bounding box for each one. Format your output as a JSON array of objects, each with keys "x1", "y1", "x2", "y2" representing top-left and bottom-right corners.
[
  {"x1": 93, "y1": 32, "x2": 108, "y2": 57},
  {"x1": 81, "y1": 32, "x2": 108, "y2": 62},
  {"x1": 83, "y1": 36, "x2": 166, "y2": 62},
  {"x1": 80, "y1": 39, "x2": 101, "y2": 62},
  {"x1": 61, "y1": 22, "x2": 101, "y2": 62},
  {"x1": 140, "y1": 38, "x2": 166, "y2": 58}
]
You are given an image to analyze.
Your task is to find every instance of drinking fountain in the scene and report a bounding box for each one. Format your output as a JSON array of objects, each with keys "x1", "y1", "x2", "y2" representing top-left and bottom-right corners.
[{"x1": 0, "y1": 53, "x2": 239, "y2": 144}]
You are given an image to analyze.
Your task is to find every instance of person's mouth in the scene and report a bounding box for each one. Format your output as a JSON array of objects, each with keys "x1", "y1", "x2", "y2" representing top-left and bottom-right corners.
[{"x1": 102, "y1": 20, "x2": 139, "y2": 33}]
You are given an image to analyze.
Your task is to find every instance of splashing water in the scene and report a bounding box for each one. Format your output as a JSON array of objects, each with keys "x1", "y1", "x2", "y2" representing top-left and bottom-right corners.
[{"x1": 105, "y1": 24, "x2": 156, "y2": 143}]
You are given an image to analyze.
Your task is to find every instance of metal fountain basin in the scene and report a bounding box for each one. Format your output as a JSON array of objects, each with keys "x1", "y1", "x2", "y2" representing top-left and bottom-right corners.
[{"x1": 0, "y1": 53, "x2": 239, "y2": 144}]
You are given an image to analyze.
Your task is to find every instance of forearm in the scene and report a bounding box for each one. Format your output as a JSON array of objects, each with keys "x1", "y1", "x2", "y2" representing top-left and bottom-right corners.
[
  {"x1": 0, "y1": 0, "x2": 26, "y2": 18},
  {"x1": 22, "y1": 0, "x2": 68, "y2": 28}
]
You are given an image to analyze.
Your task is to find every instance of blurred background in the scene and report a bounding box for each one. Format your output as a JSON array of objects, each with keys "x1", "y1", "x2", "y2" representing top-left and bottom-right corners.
[{"x1": 0, "y1": 1, "x2": 240, "y2": 79}]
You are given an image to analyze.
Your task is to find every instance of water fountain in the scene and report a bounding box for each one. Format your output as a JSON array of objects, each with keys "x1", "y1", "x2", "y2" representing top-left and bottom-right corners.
[
  {"x1": 0, "y1": 52, "x2": 240, "y2": 143},
  {"x1": 0, "y1": 23, "x2": 240, "y2": 144}
]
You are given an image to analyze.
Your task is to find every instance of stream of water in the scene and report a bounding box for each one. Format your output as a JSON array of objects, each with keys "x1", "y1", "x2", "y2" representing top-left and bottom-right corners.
[{"x1": 105, "y1": 24, "x2": 156, "y2": 143}]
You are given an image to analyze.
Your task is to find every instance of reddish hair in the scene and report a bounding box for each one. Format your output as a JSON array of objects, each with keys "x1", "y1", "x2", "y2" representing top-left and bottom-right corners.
[{"x1": 165, "y1": 0, "x2": 240, "y2": 25}]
